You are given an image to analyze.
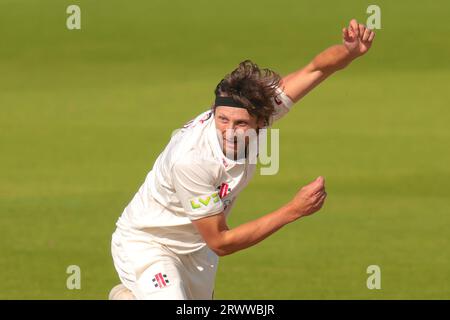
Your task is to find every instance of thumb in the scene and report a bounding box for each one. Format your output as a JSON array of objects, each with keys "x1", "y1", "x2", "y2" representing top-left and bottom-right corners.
[{"x1": 311, "y1": 176, "x2": 325, "y2": 190}]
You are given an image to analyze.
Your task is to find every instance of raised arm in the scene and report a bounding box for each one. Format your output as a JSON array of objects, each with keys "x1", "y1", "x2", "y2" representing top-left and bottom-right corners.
[
  {"x1": 281, "y1": 19, "x2": 376, "y2": 103},
  {"x1": 191, "y1": 177, "x2": 327, "y2": 256}
]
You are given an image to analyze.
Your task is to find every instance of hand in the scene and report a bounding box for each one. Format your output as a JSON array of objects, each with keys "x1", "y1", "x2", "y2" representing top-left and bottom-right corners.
[
  {"x1": 289, "y1": 176, "x2": 327, "y2": 219},
  {"x1": 342, "y1": 19, "x2": 375, "y2": 57}
]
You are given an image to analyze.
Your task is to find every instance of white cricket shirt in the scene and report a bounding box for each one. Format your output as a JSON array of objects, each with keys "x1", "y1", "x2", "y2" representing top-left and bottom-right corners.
[{"x1": 115, "y1": 87, "x2": 294, "y2": 254}]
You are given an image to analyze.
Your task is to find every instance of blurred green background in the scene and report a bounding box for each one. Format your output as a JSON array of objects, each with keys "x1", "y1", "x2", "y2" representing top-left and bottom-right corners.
[{"x1": 1, "y1": 0, "x2": 449, "y2": 299}]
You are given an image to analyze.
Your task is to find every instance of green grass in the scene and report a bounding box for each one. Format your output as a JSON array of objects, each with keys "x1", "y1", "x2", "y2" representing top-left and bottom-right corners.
[{"x1": 1, "y1": 0, "x2": 449, "y2": 299}]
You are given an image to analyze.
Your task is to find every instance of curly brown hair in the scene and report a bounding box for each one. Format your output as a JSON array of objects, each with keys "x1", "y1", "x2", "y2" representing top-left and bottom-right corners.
[{"x1": 213, "y1": 60, "x2": 282, "y2": 126}]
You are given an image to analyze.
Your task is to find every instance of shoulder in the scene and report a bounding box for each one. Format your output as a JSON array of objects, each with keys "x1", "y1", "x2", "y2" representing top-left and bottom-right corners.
[
  {"x1": 169, "y1": 110, "x2": 217, "y2": 163},
  {"x1": 172, "y1": 150, "x2": 222, "y2": 185}
]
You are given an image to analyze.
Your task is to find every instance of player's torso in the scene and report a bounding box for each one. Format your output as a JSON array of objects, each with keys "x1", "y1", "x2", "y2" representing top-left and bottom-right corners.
[{"x1": 150, "y1": 110, "x2": 256, "y2": 216}]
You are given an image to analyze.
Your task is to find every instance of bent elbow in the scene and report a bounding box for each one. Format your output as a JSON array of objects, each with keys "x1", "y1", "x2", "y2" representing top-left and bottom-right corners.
[
  {"x1": 204, "y1": 230, "x2": 235, "y2": 257},
  {"x1": 207, "y1": 238, "x2": 234, "y2": 257},
  {"x1": 209, "y1": 245, "x2": 230, "y2": 257}
]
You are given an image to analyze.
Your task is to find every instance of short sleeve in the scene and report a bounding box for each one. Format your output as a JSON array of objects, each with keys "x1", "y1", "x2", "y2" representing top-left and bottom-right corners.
[
  {"x1": 269, "y1": 86, "x2": 295, "y2": 124},
  {"x1": 172, "y1": 160, "x2": 224, "y2": 220}
]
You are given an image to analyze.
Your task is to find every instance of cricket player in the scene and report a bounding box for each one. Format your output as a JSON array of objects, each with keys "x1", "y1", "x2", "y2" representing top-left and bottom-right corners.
[{"x1": 109, "y1": 19, "x2": 375, "y2": 300}]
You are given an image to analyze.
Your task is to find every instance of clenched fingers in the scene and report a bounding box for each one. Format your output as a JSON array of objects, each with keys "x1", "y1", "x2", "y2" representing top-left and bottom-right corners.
[
  {"x1": 311, "y1": 192, "x2": 327, "y2": 211},
  {"x1": 315, "y1": 191, "x2": 327, "y2": 203}
]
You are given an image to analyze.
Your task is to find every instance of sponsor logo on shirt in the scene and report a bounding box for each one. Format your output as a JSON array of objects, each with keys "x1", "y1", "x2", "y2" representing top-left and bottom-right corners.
[
  {"x1": 182, "y1": 111, "x2": 212, "y2": 129},
  {"x1": 217, "y1": 183, "x2": 231, "y2": 199},
  {"x1": 189, "y1": 192, "x2": 220, "y2": 210},
  {"x1": 152, "y1": 273, "x2": 170, "y2": 288},
  {"x1": 199, "y1": 111, "x2": 212, "y2": 124}
]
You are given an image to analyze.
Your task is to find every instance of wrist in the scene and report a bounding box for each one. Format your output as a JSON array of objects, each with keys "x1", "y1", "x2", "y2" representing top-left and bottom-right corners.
[
  {"x1": 284, "y1": 201, "x2": 304, "y2": 223},
  {"x1": 343, "y1": 45, "x2": 362, "y2": 61}
]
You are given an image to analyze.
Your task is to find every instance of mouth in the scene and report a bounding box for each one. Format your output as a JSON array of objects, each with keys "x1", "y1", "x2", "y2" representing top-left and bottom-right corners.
[{"x1": 223, "y1": 137, "x2": 238, "y2": 147}]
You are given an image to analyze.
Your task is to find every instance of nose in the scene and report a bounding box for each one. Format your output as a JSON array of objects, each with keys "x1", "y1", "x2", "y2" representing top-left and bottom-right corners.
[
  {"x1": 223, "y1": 122, "x2": 236, "y2": 137},
  {"x1": 225, "y1": 121, "x2": 235, "y2": 131}
]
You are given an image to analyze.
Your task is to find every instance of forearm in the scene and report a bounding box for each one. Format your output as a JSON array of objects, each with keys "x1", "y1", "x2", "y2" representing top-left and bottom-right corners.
[
  {"x1": 195, "y1": 177, "x2": 326, "y2": 257},
  {"x1": 281, "y1": 20, "x2": 375, "y2": 103},
  {"x1": 311, "y1": 44, "x2": 358, "y2": 74},
  {"x1": 214, "y1": 203, "x2": 297, "y2": 256},
  {"x1": 281, "y1": 44, "x2": 358, "y2": 103}
]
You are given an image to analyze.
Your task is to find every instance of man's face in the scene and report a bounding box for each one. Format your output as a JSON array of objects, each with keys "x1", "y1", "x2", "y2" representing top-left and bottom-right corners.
[{"x1": 214, "y1": 106, "x2": 262, "y2": 159}]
